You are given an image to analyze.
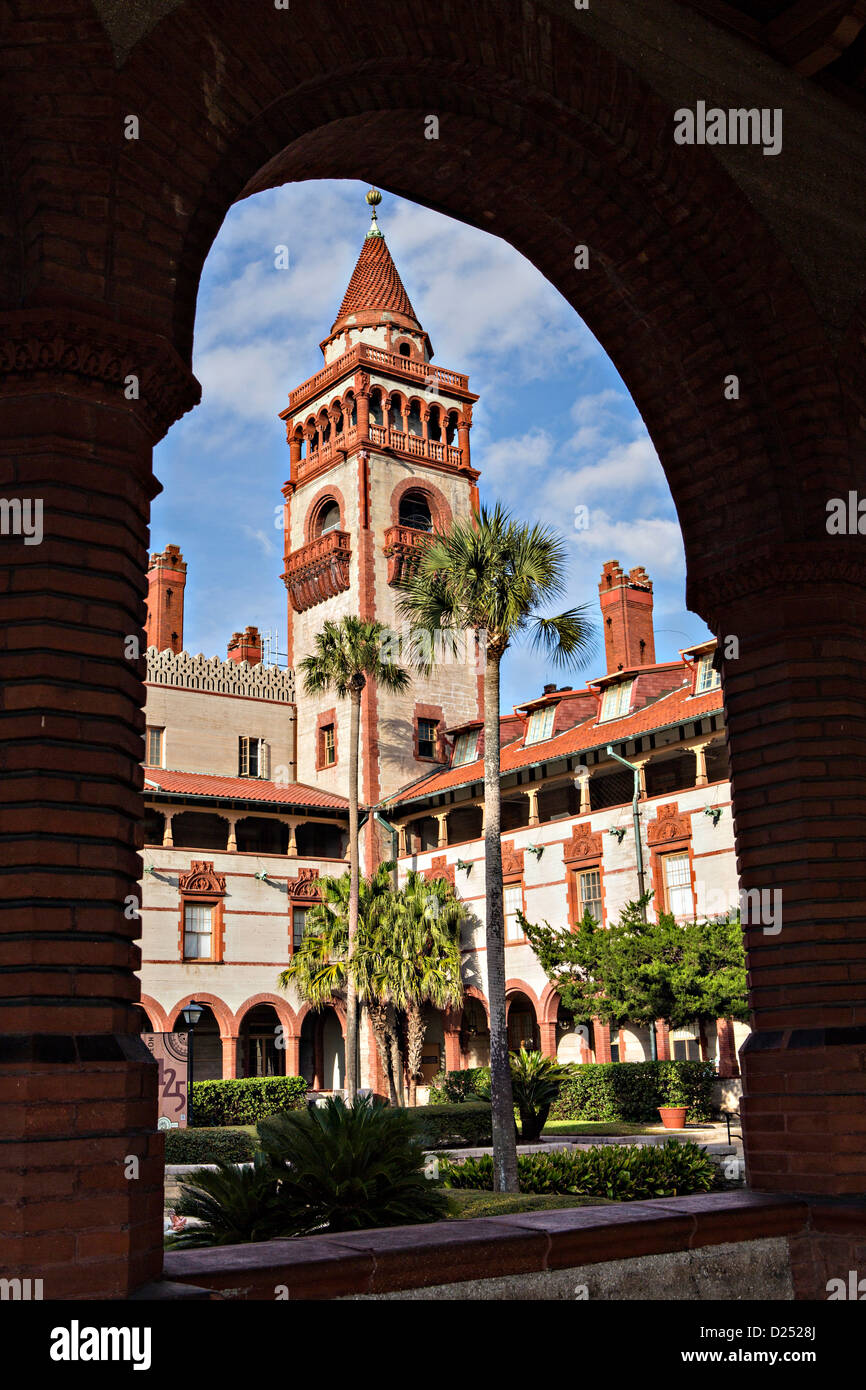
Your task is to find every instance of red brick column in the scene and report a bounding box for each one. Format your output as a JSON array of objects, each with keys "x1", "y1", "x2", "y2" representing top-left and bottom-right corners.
[
  {"x1": 655, "y1": 1021, "x2": 671, "y2": 1061},
  {"x1": 592, "y1": 1020, "x2": 612, "y2": 1064},
  {"x1": 0, "y1": 310, "x2": 199, "y2": 1298},
  {"x1": 444, "y1": 1022, "x2": 462, "y2": 1072},
  {"x1": 717, "y1": 1018, "x2": 739, "y2": 1078},
  {"x1": 706, "y1": 566, "x2": 866, "y2": 1201},
  {"x1": 221, "y1": 1037, "x2": 240, "y2": 1079},
  {"x1": 539, "y1": 1021, "x2": 557, "y2": 1058}
]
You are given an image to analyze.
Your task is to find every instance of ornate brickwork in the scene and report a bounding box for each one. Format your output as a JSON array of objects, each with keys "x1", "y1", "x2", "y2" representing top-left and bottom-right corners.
[
  {"x1": 178, "y1": 861, "x2": 226, "y2": 895},
  {"x1": 424, "y1": 854, "x2": 455, "y2": 888},
  {"x1": 146, "y1": 647, "x2": 295, "y2": 701},
  {"x1": 562, "y1": 823, "x2": 604, "y2": 862},
  {"x1": 647, "y1": 802, "x2": 692, "y2": 845},
  {"x1": 282, "y1": 530, "x2": 352, "y2": 612},
  {"x1": 501, "y1": 843, "x2": 525, "y2": 878},
  {"x1": 287, "y1": 867, "x2": 321, "y2": 901}
]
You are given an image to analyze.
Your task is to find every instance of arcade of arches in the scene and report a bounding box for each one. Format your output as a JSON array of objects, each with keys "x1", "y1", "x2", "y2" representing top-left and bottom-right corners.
[{"x1": 2, "y1": 0, "x2": 866, "y2": 1300}]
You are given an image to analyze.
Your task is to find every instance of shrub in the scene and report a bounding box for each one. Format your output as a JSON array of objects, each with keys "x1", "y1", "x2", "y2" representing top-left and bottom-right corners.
[
  {"x1": 405, "y1": 1102, "x2": 493, "y2": 1149},
  {"x1": 510, "y1": 1048, "x2": 572, "y2": 1141},
  {"x1": 549, "y1": 1061, "x2": 715, "y2": 1124},
  {"x1": 169, "y1": 1153, "x2": 287, "y2": 1247},
  {"x1": 439, "y1": 1138, "x2": 716, "y2": 1200},
  {"x1": 426, "y1": 1067, "x2": 490, "y2": 1105},
  {"x1": 190, "y1": 1076, "x2": 307, "y2": 1126},
  {"x1": 164, "y1": 1126, "x2": 256, "y2": 1165},
  {"x1": 257, "y1": 1094, "x2": 449, "y2": 1233}
]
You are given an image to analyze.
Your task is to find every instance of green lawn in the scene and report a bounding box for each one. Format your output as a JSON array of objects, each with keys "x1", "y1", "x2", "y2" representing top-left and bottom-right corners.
[
  {"x1": 445, "y1": 1190, "x2": 614, "y2": 1219},
  {"x1": 541, "y1": 1120, "x2": 656, "y2": 1136}
]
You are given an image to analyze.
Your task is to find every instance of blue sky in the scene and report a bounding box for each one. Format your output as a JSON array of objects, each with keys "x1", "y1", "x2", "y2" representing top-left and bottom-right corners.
[{"x1": 151, "y1": 179, "x2": 710, "y2": 712}]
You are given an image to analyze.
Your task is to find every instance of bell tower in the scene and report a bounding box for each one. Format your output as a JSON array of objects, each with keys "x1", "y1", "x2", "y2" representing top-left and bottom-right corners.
[{"x1": 279, "y1": 190, "x2": 483, "y2": 803}]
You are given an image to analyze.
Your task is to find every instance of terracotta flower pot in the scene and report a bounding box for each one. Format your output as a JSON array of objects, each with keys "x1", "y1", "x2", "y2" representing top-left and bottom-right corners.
[{"x1": 658, "y1": 1105, "x2": 688, "y2": 1129}]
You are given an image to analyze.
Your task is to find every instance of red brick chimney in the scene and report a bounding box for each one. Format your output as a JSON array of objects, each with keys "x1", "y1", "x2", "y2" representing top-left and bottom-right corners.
[
  {"x1": 598, "y1": 560, "x2": 655, "y2": 674},
  {"x1": 145, "y1": 545, "x2": 186, "y2": 654},
  {"x1": 227, "y1": 626, "x2": 263, "y2": 666}
]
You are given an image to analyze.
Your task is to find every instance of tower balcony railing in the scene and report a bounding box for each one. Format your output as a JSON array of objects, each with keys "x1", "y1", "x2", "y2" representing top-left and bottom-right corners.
[
  {"x1": 382, "y1": 524, "x2": 432, "y2": 586},
  {"x1": 282, "y1": 530, "x2": 352, "y2": 613},
  {"x1": 287, "y1": 342, "x2": 470, "y2": 413},
  {"x1": 295, "y1": 424, "x2": 463, "y2": 480}
]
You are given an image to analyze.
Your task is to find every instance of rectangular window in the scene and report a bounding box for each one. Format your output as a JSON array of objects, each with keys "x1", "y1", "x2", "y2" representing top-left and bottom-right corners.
[
  {"x1": 576, "y1": 867, "x2": 602, "y2": 925},
  {"x1": 292, "y1": 906, "x2": 309, "y2": 950},
  {"x1": 525, "y1": 704, "x2": 555, "y2": 744},
  {"x1": 504, "y1": 883, "x2": 524, "y2": 941},
  {"x1": 146, "y1": 726, "x2": 164, "y2": 767},
  {"x1": 183, "y1": 902, "x2": 213, "y2": 960},
  {"x1": 321, "y1": 724, "x2": 336, "y2": 767},
  {"x1": 662, "y1": 852, "x2": 694, "y2": 917},
  {"x1": 610, "y1": 1034, "x2": 621, "y2": 1063},
  {"x1": 696, "y1": 653, "x2": 721, "y2": 693},
  {"x1": 451, "y1": 730, "x2": 478, "y2": 767},
  {"x1": 239, "y1": 736, "x2": 268, "y2": 778},
  {"x1": 671, "y1": 1026, "x2": 701, "y2": 1061},
  {"x1": 600, "y1": 680, "x2": 634, "y2": 722},
  {"x1": 417, "y1": 717, "x2": 438, "y2": 759}
]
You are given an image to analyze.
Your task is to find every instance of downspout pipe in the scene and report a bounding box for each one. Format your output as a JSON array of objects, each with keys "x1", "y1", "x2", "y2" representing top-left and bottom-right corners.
[{"x1": 606, "y1": 744, "x2": 656, "y2": 1062}]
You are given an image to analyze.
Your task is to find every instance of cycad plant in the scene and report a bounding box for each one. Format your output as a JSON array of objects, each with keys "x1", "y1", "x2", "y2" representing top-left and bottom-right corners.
[
  {"x1": 364, "y1": 871, "x2": 465, "y2": 1106},
  {"x1": 167, "y1": 1152, "x2": 289, "y2": 1248},
  {"x1": 509, "y1": 1046, "x2": 573, "y2": 1141},
  {"x1": 397, "y1": 503, "x2": 594, "y2": 1190},
  {"x1": 298, "y1": 617, "x2": 409, "y2": 1098},
  {"x1": 258, "y1": 1094, "x2": 448, "y2": 1231}
]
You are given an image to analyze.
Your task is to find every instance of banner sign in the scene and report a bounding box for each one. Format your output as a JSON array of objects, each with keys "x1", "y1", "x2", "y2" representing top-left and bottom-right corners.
[{"x1": 143, "y1": 1032, "x2": 189, "y2": 1129}]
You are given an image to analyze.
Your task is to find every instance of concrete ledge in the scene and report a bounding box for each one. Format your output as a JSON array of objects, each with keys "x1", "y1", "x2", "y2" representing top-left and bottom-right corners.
[{"x1": 161, "y1": 1191, "x2": 808, "y2": 1301}]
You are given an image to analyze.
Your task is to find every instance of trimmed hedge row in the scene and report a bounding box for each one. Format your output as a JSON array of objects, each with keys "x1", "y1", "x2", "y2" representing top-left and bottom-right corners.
[
  {"x1": 190, "y1": 1076, "x2": 307, "y2": 1126},
  {"x1": 428, "y1": 1060, "x2": 716, "y2": 1124},
  {"x1": 164, "y1": 1126, "x2": 256, "y2": 1164},
  {"x1": 405, "y1": 1102, "x2": 492, "y2": 1149},
  {"x1": 549, "y1": 1061, "x2": 716, "y2": 1124},
  {"x1": 439, "y1": 1138, "x2": 717, "y2": 1199}
]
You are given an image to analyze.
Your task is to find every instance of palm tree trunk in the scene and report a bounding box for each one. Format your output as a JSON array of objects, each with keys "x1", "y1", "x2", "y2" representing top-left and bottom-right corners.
[
  {"x1": 406, "y1": 998, "x2": 426, "y2": 1107},
  {"x1": 484, "y1": 649, "x2": 519, "y2": 1191},
  {"x1": 368, "y1": 999, "x2": 398, "y2": 1105},
  {"x1": 345, "y1": 685, "x2": 362, "y2": 1099},
  {"x1": 387, "y1": 1016, "x2": 405, "y2": 1107}
]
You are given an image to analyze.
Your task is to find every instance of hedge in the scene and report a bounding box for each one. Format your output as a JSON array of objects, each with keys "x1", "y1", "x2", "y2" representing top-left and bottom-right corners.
[
  {"x1": 549, "y1": 1061, "x2": 716, "y2": 1124},
  {"x1": 426, "y1": 1068, "x2": 490, "y2": 1105},
  {"x1": 190, "y1": 1076, "x2": 307, "y2": 1127},
  {"x1": 164, "y1": 1126, "x2": 257, "y2": 1164},
  {"x1": 439, "y1": 1138, "x2": 717, "y2": 1200},
  {"x1": 405, "y1": 1102, "x2": 492, "y2": 1148},
  {"x1": 426, "y1": 1060, "x2": 715, "y2": 1124}
]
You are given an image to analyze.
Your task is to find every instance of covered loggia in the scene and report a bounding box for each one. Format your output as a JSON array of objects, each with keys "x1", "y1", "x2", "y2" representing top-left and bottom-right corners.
[{"x1": 2, "y1": 0, "x2": 865, "y2": 1300}]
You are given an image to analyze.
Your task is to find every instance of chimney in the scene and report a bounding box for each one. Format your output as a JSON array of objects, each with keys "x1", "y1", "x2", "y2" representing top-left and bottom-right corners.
[
  {"x1": 598, "y1": 560, "x2": 655, "y2": 674},
  {"x1": 145, "y1": 545, "x2": 186, "y2": 654},
  {"x1": 227, "y1": 626, "x2": 263, "y2": 666},
  {"x1": 542, "y1": 683, "x2": 557, "y2": 695}
]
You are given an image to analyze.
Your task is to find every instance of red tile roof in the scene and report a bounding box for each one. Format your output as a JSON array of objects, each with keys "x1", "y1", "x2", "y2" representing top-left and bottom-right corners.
[
  {"x1": 142, "y1": 768, "x2": 348, "y2": 810},
  {"x1": 332, "y1": 234, "x2": 420, "y2": 332},
  {"x1": 387, "y1": 684, "x2": 723, "y2": 805}
]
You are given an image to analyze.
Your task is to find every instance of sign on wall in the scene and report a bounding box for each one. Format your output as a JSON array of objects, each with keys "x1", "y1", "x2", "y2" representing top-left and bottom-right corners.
[{"x1": 143, "y1": 1032, "x2": 188, "y2": 1129}]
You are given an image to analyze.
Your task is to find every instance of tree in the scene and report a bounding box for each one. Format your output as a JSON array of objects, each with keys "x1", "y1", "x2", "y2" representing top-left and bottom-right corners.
[
  {"x1": 365, "y1": 870, "x2": 465, "y2": 1106},
  {"x1": 520, "y1": 898, "x2": 749, "y2": 1054},
  {"x1": 298, "y1": 617, "x2": 409, "y2": 1099},
  {"x1": 397, "y1": 503, "x2": 594, "y2": 1190},
  {"x1": 278, "y1": 864, "x2": 403, "y2": 1102}
]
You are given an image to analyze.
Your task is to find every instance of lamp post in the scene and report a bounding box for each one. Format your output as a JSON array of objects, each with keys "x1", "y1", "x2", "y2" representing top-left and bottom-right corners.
[{"x1": 181, "y1": 999, "x2": 204, "y2": 1128}]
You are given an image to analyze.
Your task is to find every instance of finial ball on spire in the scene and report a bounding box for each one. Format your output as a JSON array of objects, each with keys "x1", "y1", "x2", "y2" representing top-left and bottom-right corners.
[{"x1": 366, "y1": 188, "x2": 382, "y2": 207}]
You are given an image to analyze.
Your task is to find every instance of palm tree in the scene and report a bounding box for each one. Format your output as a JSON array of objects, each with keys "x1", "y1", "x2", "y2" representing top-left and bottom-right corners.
[
  {"x1": 397, "y1": 503, "x2": 594, "y2": 1190},
  {"x1": 278, "y1": 864, "x2": 402, "y2": 1102},
  {"x1": 297, "y1": 617, "x2": 409, "y2": 1099},
  {"x1": 365, "y1": 871, "x2": 465, "y2": 1106}
]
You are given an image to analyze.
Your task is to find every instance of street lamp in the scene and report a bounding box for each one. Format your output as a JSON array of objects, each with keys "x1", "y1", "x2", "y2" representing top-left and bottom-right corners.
[{"x1": 181, "y1": 999, "x2": 204, "y2": 1128}]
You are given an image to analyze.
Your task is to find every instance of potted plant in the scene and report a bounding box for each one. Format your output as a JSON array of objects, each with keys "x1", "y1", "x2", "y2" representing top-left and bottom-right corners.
[{"x1": 658, "y1": 1069, "x2": 689, "y2": 1129}]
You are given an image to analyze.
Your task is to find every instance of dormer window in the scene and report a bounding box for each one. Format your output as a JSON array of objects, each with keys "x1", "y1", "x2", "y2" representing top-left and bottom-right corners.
[
  {"x1": 525, "y1": 705, "x2": 555, "y2": 744},
  {"x1": 451, "y1": 730, "x2": 478, "y2": 767},
  {"x1": 696, "y1": 653, "x2": 721, "y2": 693},
  {"x1": 600, "y1": 679, "x2": 633, "y2": 722}
]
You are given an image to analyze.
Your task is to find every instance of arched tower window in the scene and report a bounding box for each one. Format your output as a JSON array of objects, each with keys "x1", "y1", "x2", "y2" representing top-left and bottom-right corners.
[
  {"x1": 369, "y1": 390, "x2": 383, "y2": 426},
  {"x1": 428, "y1": 405, "x2": 442, "y2": 442},
  {"x1": 398, "y1": 341, "x2": 411, "y2": 357},
  {"x1": 399, "y1": 490, "x2": 433, "y2": 532},
  {"x1": 407, "y1": 400, "x2": 423, "y2": 438},
  {"x1": 315, "y1": 499, "x2": 342, "y2": 537}
]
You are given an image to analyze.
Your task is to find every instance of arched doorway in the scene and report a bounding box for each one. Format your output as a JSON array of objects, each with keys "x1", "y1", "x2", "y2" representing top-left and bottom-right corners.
[
  {"x1": 460, "y1": 997, "x2": 490, "y2": 1069},
  {"x1": 299, "y1": 1007, "x2": 345, "y2": 1092},
  {"x1": 175, "y1": 1005, "x2": 221, "y2": 1083},
  {"x1": 239, "y1": 1004, "x2": 285, "y2": 1078},
  {"x1": 507, "y1": 993, "x2": 540, "y2": 1053}
]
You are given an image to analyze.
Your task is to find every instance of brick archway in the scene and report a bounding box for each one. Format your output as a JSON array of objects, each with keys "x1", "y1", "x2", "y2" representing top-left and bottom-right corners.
[
  {"x1": 166, "y1": 993, "x2": 237, "y2": 1038},
  {"x1": 3, "y1": 0, "x2": 865, "y2": 1301},
  {"x1": 390, "y1": 476, "x2": 452, "y2": 533},
  {"x1": 138, "y1": 995, "x2": 171, "y2": 1034}
]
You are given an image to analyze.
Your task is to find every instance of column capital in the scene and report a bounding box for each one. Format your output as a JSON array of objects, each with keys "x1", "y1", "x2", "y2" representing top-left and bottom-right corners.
[{"x1": 0, "y1": 307, "x2": 201, "y2": 444}]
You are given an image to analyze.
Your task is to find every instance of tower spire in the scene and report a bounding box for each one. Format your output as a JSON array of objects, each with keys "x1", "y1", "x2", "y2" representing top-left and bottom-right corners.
[{"x1": 365, "y1": 187, "x2": 383, "y2": 239}]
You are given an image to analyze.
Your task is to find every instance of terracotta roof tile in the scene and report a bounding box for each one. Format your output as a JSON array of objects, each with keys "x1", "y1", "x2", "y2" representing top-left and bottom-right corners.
[
  {"x1": 332, "y1": 234, "x2": 420, "y2": 332},
  {"x1": 142, "y1": 768, "x2": 348, "y2": 810},
  {"x1": 388, "y1": 685, "x2": 723, "y2": 805}
]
